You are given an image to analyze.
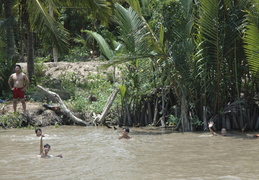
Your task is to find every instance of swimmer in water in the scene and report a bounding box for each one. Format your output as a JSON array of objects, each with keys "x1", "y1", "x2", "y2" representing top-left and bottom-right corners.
[
  {"x1": 35, "y1": 128, "x2": 43, "y2": 137},
  {"x1": 221, "y1": 128, "x2": 227, "y2": 136},
  {"x1": 37, "y1": 135, "x2": 62, "y2": 158},
  {"x1": 118, "y1": 128, "x2": 131, "y2": 139}
]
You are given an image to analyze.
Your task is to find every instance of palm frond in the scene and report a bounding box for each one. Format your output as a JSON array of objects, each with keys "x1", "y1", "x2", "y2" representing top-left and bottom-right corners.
[
  {"x1": 124, "y1": 0, "x2": 142, "y2": 16},
  {"x1": 65, "y1": 0, "x2": 113, "y2": 26},
  {"x1": 114, "y1": 3, "x2": 150, "y2": 55},
  {"x1": 243, "y1": 11, "x2": 259, "y2": 75},
  {"x1": 198, "y1": 0, "x2": 219, "y2": 46},
  {"x1": 83, "y1": 30, "x2": 114, "y2": 60},
  {"x1": 27, "y1": 0, "x2": 69, "y2": 53}
]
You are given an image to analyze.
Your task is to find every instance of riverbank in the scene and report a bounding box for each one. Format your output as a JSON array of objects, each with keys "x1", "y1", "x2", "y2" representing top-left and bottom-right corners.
[{"x1": 0, "y1": 61, "x2": 119, "y2": 128}]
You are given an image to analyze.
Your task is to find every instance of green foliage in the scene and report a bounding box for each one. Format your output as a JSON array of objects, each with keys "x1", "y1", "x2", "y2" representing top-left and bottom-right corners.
[
  {"x1": 166, "y1": 114, "x2": 179, "y2": 126},
  {"x1": 54, "y1": 122, "x2": 60, "y2": 128},
  {"x1": 58, "y1": 72, "x2": 87, "y2": 96},
  {"x1": 195, "y1": 0, "x2": 250, "y2": 114},
  {"x1": 149, "y1": 0, "x2": 186, "y2": 42},
  {"x1": 34, "y1": 56, "x2": 49, "y2": 80},
  {"x1": 191, "y1": 116, "x2": 203, "y2": 128},
  {"x1": 244, "y1": 1, "x2": 259, "y2": 76},
  {"x1": 83, "y1": 30, "x2": 114, "y2": 60},
  {"x1": 24, "y1": 0, "x2": 70, "y2": 54},
  {"x1": 0, "y1": 112, "x2": 25, "y2": 128},
  {"x1": 63, "y1": 46, "x2": 90, "y2": 62},
  {"x1": 61, "y1": 71, "x2": 120, "y2": 113}
]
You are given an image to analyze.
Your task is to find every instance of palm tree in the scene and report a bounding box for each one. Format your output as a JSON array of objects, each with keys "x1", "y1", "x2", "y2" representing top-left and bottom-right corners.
[
  {"x1": 1, "y1": 0, "x2": 114, "y2": 82},
  {"x1": 194, "y1": 0, "x2": 255, "y2": 130},
  {"x1": 12, "y1": 0, "x2": 69, "y2": 81}
]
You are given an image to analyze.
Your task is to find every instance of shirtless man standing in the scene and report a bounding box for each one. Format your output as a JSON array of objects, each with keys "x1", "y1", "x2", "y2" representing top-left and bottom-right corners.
[{"x1": 8, "y1": 65, "x2": 30, "y2": 113}]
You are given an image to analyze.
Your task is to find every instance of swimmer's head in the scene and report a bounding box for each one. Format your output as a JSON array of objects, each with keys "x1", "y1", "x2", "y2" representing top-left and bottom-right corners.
[
  {"x1": 221, "y1": 128, "x2": 227, "y2": 135},
  {"x1": 35, "y1": 128, "x2": 42, "y2": 137},
  {"x1": 123, "y1": 128, "x2": 130, "y2": 133},
  {"x1": 44, "y1": 144, "x2": 51, "y2": 153}
]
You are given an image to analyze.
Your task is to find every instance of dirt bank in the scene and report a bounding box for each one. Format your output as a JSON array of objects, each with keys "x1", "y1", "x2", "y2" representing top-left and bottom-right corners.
[{"x1": 1, "y1": 61, "x2": 119, "y2": 127}]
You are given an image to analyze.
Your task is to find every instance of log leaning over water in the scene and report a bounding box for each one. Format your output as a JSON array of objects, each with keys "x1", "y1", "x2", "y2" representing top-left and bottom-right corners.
[
  {"x1": 97, "y1": 88, "x2": 119, "y2": 124},
  {"x1": 37, "y1": 85, "x2": 89, "y2": 125}
]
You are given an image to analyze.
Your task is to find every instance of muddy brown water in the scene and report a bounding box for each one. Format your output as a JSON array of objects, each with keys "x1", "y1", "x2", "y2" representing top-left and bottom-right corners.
[{"x1": 1, "y1": 126, "x2": 259, "y2": 180}]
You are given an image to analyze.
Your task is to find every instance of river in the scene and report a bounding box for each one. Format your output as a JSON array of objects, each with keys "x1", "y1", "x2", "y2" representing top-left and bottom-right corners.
[{"x1": 0, "y1": 126, "x2": 259, "y2": 180}]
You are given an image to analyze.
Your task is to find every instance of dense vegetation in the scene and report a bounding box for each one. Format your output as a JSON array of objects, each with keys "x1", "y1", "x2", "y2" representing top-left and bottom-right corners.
[{"x1": 0, "y1": 0, "x2": 258, "y2": 131}]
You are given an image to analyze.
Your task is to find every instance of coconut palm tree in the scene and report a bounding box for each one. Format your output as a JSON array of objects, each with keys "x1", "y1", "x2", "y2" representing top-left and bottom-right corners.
[{"x1": 1, "y1": 0, "x2": 114, "y2": 82}]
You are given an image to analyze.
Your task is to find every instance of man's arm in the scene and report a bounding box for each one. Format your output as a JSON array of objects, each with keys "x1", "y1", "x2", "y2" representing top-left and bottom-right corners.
[
  {"x1": 39, "y1": 135, "x2": 43, "y2": 154},
  {"x1": 23, "y1": 74, "x2": 30, "y2": 90},
  {"x1": 8, "y1": 75, "x2": 13, "y2": 90}
]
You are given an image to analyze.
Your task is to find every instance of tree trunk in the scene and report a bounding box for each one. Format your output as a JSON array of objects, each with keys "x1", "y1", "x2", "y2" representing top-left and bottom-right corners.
[
  {"x1": 98, "y1": 88, "x2": 119, "y2": 124},
  {"x1": 255, "y1": 116, "x2": 259, "y2": 130},
  {"x1": 147, "y1": 102, "x2": 152, "y2": 125},
  {"x1": 180, "y1": 93, "x2": 190, "y2": 131},
  {"x1": 49, "y1": 3, "x2": 58, "y2": 62},
  {"x1": 4, "y1": 0, "x2": 15, "y2": 60},
  {"x1": 37, "y1": 85, "x2": 88, "y2": 125},
  {"x1": 21, "y1": 0, "x2": 34, "y2": 82},
  {"x1": 203, "y1": 106, "x2": 208, "y2": 131},
  {"x1": 152, "y1": 98, "x2": 158, "y2": 125},
  {"x1": 27, "y1": 30, "x2": 34, "y2": 82}
]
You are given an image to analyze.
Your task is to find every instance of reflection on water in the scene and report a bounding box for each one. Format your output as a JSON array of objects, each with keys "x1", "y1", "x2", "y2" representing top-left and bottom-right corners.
[{"x1": 1, "y1": 126, "x2": 259, "y2": 180}]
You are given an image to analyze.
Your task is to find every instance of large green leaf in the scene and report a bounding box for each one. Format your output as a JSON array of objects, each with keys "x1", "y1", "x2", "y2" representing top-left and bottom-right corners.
[
  {"x1": 83, "y1": 30, "x2": 114, "y2": 60},
  {"x1": 244, "y1": 8, "x2": 259, "y2": 75},
  {"x1": 114, "y1": 4, "x2": 148, "y2": 54}
]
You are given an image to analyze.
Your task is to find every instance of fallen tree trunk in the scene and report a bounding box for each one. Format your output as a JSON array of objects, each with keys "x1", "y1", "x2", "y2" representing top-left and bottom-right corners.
[
  {"x1": 37, "y1": 85, "x2": 89, "y2": 125},
  {"x1": 97, "y1": 88, "x2": 119, "y2": 124}
]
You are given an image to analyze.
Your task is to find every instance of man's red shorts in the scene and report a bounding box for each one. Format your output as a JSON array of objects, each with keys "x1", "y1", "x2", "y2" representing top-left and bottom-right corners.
[{"x1": 13, "y1": 88, "x2": 25, "y2": 99}]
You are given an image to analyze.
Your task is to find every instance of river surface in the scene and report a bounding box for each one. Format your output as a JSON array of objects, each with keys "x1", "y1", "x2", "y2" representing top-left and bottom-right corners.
[{"x1": 0, "y1": 126, "x2": 259, "y2": 180}]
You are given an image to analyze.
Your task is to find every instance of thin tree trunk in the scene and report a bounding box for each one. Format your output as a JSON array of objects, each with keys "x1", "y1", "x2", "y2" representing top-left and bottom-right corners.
[
  {"x1": 247, "y1": 109, "x2": 251, "y2": 130},
  {"x1": 161, "y1": 88, "x2": 166, "y2": 128},
  {"x1": 203, "y1": 106, "x2": 208, "y2": 131},
  {"x1": 49, "y1": 4, "x2": 58, "y2": 62},
  {"x1": 126, "y1": 104, "x2": 132, "y2": 125},
  {"x1": 27, "y1": 30, "x2": 34, "y2": 82},
  {"x1": 222, "y1": 116, "x2": 226, "y2": 128},
  {"x1": 147, "y1": 102, "x2": 152, "y2": 124},
  {"x1": 226, "y1": 116, "x2": 231, "y2": 130},
  {"x1": 255, "y1": 116, "x2": 259, "y2": 130},
  {"x1": 231, "y1": 112, "x2": 239, "y2": 129},
  {"x1": 4, "y1": 0, "x2": 15, "y2": 60},
  {"x1": 180, "y1": 93, "x2": 190, "y2": 131},
  {"x1": 152, "y1": 98, "x2": 158, "y2": 125},
  {"x1": 21, "y1": 0, "x2": 34, "y2": 81}
]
